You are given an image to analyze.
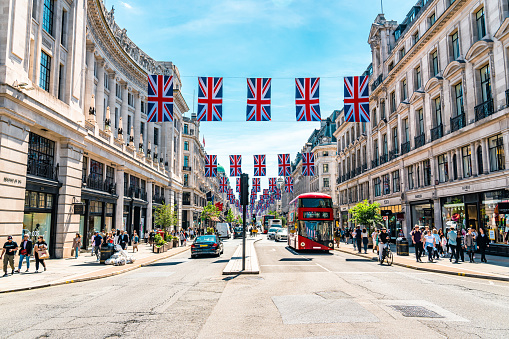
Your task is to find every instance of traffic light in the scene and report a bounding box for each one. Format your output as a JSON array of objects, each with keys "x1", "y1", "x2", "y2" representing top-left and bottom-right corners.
[
  {"x1": 252, "y1": 214, "x2": 256, "y2": 223},
  {"x1": 240, "y1": 173, "x2": 249, "y2": 206}
]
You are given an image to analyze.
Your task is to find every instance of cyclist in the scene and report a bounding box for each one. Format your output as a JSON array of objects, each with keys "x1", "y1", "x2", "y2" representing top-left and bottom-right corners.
[{"x1": 378, "y1": 227, "x2": 389, "y2": 263}]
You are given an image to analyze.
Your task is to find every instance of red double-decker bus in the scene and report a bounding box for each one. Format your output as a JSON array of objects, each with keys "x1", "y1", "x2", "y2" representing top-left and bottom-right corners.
[{"x1": 287, "y1": 193, "x2": 334, "y2": 251}]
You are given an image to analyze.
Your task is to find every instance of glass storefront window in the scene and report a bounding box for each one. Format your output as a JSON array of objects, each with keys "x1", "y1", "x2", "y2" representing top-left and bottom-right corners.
[
  {"x1": 23, "y1": 213, "x2": 52, "y2": 251},
  {"x1": 411, "y1": 203, "x2": 434, "y2": 228},
  {"x1": 441, "y1": 197, "x2": 465, "y2": 231},
  {"x1": 481, "y1": 190, "x2": 509, "y2": 243}
]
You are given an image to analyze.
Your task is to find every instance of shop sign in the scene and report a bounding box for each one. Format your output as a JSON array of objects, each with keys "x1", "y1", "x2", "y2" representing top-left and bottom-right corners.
[
  {"x1": 423, "y1": 208, "x2": 433, "y2": 217},
  {"x1": 380, "y1": 210, "x2": 392, "y2": 216},
  {"x1": 489, "y1": 229, "x2": 496, "y2": 241},
  {"x1": 3, "y1": 177, "x2": 22, "y2": 185},
  {"x1": 396, "y1": 213, "x2": 405, "y2": 221},
  {"x1": 497, "y1": 202, "x2": 509, "y2": 214},
  {"x1": 73, "y1": 203, "x2": 85, "y2": 215}
]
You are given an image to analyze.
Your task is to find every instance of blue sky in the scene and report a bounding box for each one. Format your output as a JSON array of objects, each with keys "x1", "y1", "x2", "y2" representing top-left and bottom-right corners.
[{"x1": 107, "y1": 0, "x2": 410, "y2": 190}]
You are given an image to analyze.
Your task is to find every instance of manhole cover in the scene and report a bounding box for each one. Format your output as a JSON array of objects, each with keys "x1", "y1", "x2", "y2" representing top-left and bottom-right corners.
[{"x1": 390, "y1": 305, "x2": 444, "y2": 318}]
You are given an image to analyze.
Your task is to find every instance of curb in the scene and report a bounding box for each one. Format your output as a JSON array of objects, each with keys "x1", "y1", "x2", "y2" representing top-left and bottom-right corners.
[
  {"x1": 222, "y1": 238, "x2": 262, "y2": 275},
  {"x1": 0, "y1": 246, "x2": 190, "y2": 294},
  {"x1": 334, "y1": 247, "x2": 509, "y2": 282}
]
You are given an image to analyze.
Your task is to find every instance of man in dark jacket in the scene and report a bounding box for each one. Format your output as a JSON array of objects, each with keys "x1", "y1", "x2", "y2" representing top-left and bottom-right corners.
[
  {"x1": 119, "y1": 231, "x2": 129, "y2": 250},
  {"x1": 355, "y1": 226, "x2": 362, "y2": 253},
  {"x1": 16, "y1": 234, "x2": 32, "y2": 273},
  {"x1": 1, "y1": 236, "x2": 18, "y2": 276}
]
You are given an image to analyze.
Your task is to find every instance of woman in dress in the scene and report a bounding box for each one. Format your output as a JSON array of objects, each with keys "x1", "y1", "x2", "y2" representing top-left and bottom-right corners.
[
  {"x1": 72, "y1": 233, "x2": 81, "y2": 259},
  {"x1": 33, "y1": 236, "x2": 48, "y2": 273}
]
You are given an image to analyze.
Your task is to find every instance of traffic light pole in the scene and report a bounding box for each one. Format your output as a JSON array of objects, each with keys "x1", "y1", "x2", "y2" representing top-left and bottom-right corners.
[
  {"x1": 242, "y1": 201, "x2": 246, "y2": 271},
  {"x1": 240, "y1": 173, "x2": 249, "y2": 271}
]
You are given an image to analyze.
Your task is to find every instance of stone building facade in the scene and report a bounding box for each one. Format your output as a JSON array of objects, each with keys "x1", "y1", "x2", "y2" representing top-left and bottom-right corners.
[
  {"x1": 336, "y1": 0, "x2": 509, "y2": 245},
  {"x1": 0, "y1": 0, "x2": 187, "y2": 257}
]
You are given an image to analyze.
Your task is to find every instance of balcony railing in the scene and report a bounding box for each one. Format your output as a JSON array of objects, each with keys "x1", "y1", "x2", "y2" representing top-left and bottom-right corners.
[
  {"x1": 341, "y1": 174, "x2": 345, "y2": 182},
  {"x1": 183, "y1": 166, "x2": 192, "y2": 171},
  {"x1": 414, "y1": 134, "x2": 426, "y2": 149},
  {"x1": 355, "y1": 167, "x2": 361, "y2": 176},
  {"x1": 86, "y1": 176, "x2": 116, "y2": 194},
  {"x1": 27, "y1": 159, "x2": 58, "y2": 181},
  {"x1": 371, "y1": 74, "x2": 383, "y2": 92},
  {"x1": 362, "y1": 163, "x2": 367, "y2": 172},
  {"x1": 183, "y1": 199, "x2": 191, "y2": 206},
  {"x1": 450, "y1": 111, "x2": 466, "y2": 133},
  {"x1": 506, "y1": 89, "x2": 509, "y2": 107},
  {"x1": 401, "y1": 141, "x2": 410, "y2": 155},
  {"x1": 389, "y1": 149, "x2": 399, "y2": 161},
  {"x1": 474, "y1": 98, "x2": 494, "y2": 122},
  {"x1": 346, "y1": 172, "x2": 351, "y2": 180},
  {"x1": 430, "y1": 124, "x2": 443, "y2": 141},
  {"x1": 371, "y1": 157, "x2": 379, "y2": 169},
  {"x1": 380, "y1": 154, "x2": 388, "y2": 165},
  {"x1": 128, "y1": 186, "x2": 147, "y2": 201},
  {"x1": 153, "y1": 194, "x2": 165, "y2": 204}
]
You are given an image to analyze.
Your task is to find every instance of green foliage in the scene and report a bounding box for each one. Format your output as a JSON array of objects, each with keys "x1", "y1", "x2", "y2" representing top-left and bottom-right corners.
[
  {"x1": 235, "y1": 215, "x2": 242, "y2": 225},
  {"x1": 154, "y1": 204, "x2": 178, "y2": 231},
  {"x1": 206, "y1": 227, "x2": 215, "y2": 234},
  {"x1": 201, "y1": 202, "x2": 220, "y2": 221},
  {"x1": 349, "y1": 200, "x2": 383, "y2": 231},
  {"x1": 268, "y1": 211, "x2": 286, "y2": 227},
  {"x1": 154, "y1": 234, "x2": 165, "y2": 247},
  {"x1": 225, "y1": 209, "x2": 236, "y2": 223}
]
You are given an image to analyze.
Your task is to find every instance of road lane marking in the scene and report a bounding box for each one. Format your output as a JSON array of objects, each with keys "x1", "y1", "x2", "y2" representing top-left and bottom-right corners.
[
  {"x1": 314, "y1": 262, "x2": 331, "y2": 272},
  {"x1": 260, "y1": 264, "x2": 317, "y2": 267}
]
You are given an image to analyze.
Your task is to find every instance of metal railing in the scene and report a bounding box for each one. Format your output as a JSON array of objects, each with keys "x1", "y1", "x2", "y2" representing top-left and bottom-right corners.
[
  {"x1": 389, "y1": 149, "x2": 398, "y2": 161},
  {"x1": 128, "y1": 186, "x2": 147, "y2": 201},
  {"x1": 27, "y1": 159, "x2": 58, "y2": 181},
  {"x1": 430, "y1": 124, "x2": 443, "y2": 141},
  {"x1": 450, "y1": 110, "x2": 466, "y2": 133},
  {"x1": 474, "y1": 98, "x2": 494, "y2": 122},
  {"x1": 380, "y1": 154, "x2": 388, "y2": 165},
  {"x1": 414, "y1": 134, "x2": 426, "y2": 149},
  {"x1": 371, "y1": 157, "x2": 379, "y2": 169},
  {"x1": 362, "y1": 163, "x2": 367, "y2": 172},
  {"x1": 153, "y1": 194, "x2": 165, "y2": 204},
  {"x1": 371, "y1": 74, "x2": 383, "y2": 92},
  {"x1": 401, "y1": 141, "x2": 411, "y2": 155},
  {"x1": 182, "y1": 166, "x2": 192, "y2": 171},
  {"x1": 355, "y1": 167, "x2": 361, "y2": 176},
  {"x1": 85, "y1": 176, "x2": 116, "y2": 194}
]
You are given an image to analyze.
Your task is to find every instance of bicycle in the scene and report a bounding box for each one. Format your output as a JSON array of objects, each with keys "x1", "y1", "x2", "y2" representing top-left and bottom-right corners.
[{"x1": 380, "y1": 244, "x2": 393, "y2": 266}]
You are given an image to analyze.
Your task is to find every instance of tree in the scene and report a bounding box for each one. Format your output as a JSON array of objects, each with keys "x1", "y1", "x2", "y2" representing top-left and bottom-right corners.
[
  {"x1": 154, "y1": 204, "x2": 178, "y2": 231},
  {"x1": 349, "y1": 200, "x2": 383, "y2": 231},
  {"x1": 268, "y1": 210, "x2": 286, "y2": 227},
  {"x1": 225, "y1": 209, "x2": 236, "y2": 224},
  {"x1": 201, "y1": 202, "x2": 220, "y2": 228}
]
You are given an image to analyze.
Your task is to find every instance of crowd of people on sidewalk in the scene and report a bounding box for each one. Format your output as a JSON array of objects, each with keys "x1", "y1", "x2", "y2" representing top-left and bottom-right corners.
[{"x1": 1, "y1": 234, "x2": 49, "y2": 277}]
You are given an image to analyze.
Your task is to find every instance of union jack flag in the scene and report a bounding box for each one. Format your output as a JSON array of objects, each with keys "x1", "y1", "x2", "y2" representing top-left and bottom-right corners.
[
  {"x1": 236, "y1": 178, "x2": 241, "y2": 192},
  {"x1": 147, "y1": 75, "x2": 173, "y2": 122},
  {"x1": 247, "y1": 78, "x2": 271, "y2": 121},
  {"x1": 230, "y1": 193, "x2": 235, "y2": 204},
  {"x1": 227, "y1": 188, "x2": 233, "y2": 200},
  {"x1": 344, "y1": 76, "x2": 370, "y2": 122},
  {"x1": 252, "y1": 178, "x2": 260, "y2": 192},
  {"x1": 263, "y1": 189, "x2": 268, "y2": 200},
  {"x1": 205, "y1": 155, "x2": 217, "y2": 177},
  {"x1": 235, "y1": 200, "x2": 240, "y2": 209},
  {"x1": 269, "y1": 178, "x2": 277, "y2": 192},
  {"x1": 197, "y1": 77, "x2": 223, "y2": 121},
  {"x1": 229, "y1": 155, "x2": 242, "y2": 176},
  {"x1": 278, "y1": 153, "x2": 291, "y2": 177},
  {"x1": 301, "y1": 152, "x2": 315, "y2": 176},
  {"x1": 219, "y1": 177, "x2": 228, "y2": 193},
  {"x1": 275, "y1": 188, "x2": 281, "y2": 200},
  {"x1": 295, "y1": 78, "x2": 321, "y2": 121},
  {"x1": 253, "y1": 155, "x2": 266, "y2": 176},
  {"x1": 285, "y1": 177, "x2": 293, "y2": 193}
]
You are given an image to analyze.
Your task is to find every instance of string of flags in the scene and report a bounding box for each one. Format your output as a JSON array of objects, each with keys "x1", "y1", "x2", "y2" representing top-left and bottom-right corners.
[{"x1": 147, "y1": 75, "x2": 370, "y2": 123}]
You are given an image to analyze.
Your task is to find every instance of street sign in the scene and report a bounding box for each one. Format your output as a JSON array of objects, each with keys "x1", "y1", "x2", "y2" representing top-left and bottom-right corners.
[
  {"x1": 380, "y1": 210, "x2": 392, "y2": 216},
  {"x1": 383, "y1": 216, "x2": 388, "y2": 221},
  {"x1": 73, "y1": 203, "x2": 85, "y2": 215}
]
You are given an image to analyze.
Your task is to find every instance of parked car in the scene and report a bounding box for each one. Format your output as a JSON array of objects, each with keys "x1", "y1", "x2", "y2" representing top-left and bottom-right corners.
[
  {"x1": 267, "y1": 227, "x2": 280, "y2": 240},
  {"x1": 216, "y1": 223, "x2": 231, "y2": 239},
  {"x1": 275, "y1": 228, "x2": 288, "y2": 242},
  {"x1": 233, "y1": 227, "x2": 243, "y2": 239},
  {"x1": 191, "y1": 235, "x2": 224, "y2": 258}
]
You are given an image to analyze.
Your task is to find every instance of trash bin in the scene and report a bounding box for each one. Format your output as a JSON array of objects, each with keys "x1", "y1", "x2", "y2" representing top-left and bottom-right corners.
[
  {"x1": 100, "y1": 244, "x2": 114, "y2": 264},
  {"x1": 396, "y1": 237, "x2": 409, "y2": 256}
]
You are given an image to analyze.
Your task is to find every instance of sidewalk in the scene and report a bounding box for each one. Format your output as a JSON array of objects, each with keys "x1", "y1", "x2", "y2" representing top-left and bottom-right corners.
[
  {"x1": 223, "y1": 238, "x2": 260, "y2": 275},
  {"x1": 0, "y1": 243, "x2": 190, "y2": 293},
  {"x1": 335, "y1": 241, "x2": 509, "y2": 282}
]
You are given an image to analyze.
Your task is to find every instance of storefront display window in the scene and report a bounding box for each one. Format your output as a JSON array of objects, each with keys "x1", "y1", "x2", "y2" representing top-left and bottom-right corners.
[
  {"x1": 481, "y1": 190, "x2": 509, "y2": 243},
  {"x1": 23, "y1": 213, "x2": 52, "y2": 250},
  {"x1": 441, "y1": 196, "x2": 465, "y2": 231},
  {"x1": 411, "y1": 202, "x2": 434, "y2": 228}
]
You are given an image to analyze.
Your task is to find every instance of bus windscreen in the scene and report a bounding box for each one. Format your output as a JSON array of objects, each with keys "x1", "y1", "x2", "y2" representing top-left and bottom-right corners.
[{"x1": 298, "y1": 198, "x2": 332, "y2": 209}]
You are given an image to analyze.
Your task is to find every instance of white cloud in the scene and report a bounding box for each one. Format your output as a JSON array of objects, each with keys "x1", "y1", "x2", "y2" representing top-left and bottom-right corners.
[{"x1": 119, "y1": 1, "x2": 132, "y2": 9}]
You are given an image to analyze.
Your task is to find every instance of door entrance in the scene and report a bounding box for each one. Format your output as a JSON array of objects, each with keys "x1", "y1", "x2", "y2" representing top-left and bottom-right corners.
[{"x1": 465, "y1": 203, "x2": 479, "y2": 231}]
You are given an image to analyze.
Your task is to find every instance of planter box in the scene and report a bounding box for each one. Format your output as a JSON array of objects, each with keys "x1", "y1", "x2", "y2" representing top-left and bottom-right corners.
[{"x1": 173, "y1": 240, "x2": 179, "y2": 248}]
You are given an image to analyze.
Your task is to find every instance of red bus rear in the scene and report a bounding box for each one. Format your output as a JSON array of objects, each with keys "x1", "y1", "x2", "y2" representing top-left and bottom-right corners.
[
  {"x1": 261, "y1": 215, "x2": 275, "y2": 233},
  {"x1": 287, "y1": 193, "x2": 334, "y2": 251}
]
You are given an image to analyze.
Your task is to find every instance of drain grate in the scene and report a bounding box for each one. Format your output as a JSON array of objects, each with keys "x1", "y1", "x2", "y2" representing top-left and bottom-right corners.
[{"x1": 390, "y1": 305, "x2": 444, "y2": 318}]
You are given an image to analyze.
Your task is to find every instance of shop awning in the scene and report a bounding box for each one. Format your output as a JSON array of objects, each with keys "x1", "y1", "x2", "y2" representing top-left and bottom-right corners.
[{"x1": 210, "y1": 216, "x2": 220, "y2": 222}]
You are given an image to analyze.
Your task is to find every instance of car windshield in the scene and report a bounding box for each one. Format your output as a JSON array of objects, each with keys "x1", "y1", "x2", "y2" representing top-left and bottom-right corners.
[
  {"x1": 269, "y1": 228, "x2": 278, "y2": 233},
  {"x1": 235, "y1": 227, "x2": 243, "y2": 232},
  {"x1": 195, "y1": 236, "x2": 216, "y2": 243},
  {"x1": 277, "y1": 229, "x2": 287, "y2": 233}
]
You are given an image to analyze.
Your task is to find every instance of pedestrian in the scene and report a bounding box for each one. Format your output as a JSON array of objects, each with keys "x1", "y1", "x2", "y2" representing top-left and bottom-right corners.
[
  {"x1": 397, "y1": 229, "x2": 404, "y2": 238},
  {"x1": 72, "y1": 233, "x2": 81, "y2": 259},
  {"x1": 344, "y1": 228, "x2": 350, "y2": 245},
  {"x1": 1, "y1": 236, "x2": 18, "y2": 277},
  {"x1": 334, "y1": 228, "x2": 341, "y2": 247},
  {"x1": 33, "y1": 236, "x2": 48, "y2": 273},
  {"x1": 457, "y1": 228, "x2": 465, "y2": 262},
  {"x1": 16, "y1": 234, "x2": 32, "y2": 273},
  {"x1": 371, "y1": 229, "x2": 379, "y2": 253},
  {"x1": 423, "y1": 230, "x2": 435, "y2": 262},
  {"x1": 180, "y1": 231, "x2": 186, "y2": 246},
  {"x1": 440, "y1": 233, "x2": 447, "y2": 257},
  {"x1": 114, "y1": 230, "x2": 120, "y2": 245},
  {"x1": 361, "y1": 228, "x2": 369, "y2": 254},
  {"x1": 132, "y1": 231, "x2": 139, "y2": 253},
  {"x1": 447, "y1": 226, "x2": 459, "y2": 263},
  {"x1": 355, "y1": 226, "x2": 362, "y2": 253},
  {"x1": 433, "y1": 229, "x2": 440, "y2": 260},
  {"x1": 378, "y1": 228, "x2": 389, "y2": 263},
  {"x1": 411, "y1": 225, "x2": 423, "y2": 262},
  {"x1": 477, "y1": 228, "x2": 489, "y2": 263},
  {"x1": 465, "y1": 228, "x2": 477, "y2": 263},
  {"x1": 92, "y1": 231, "x2": 102, "y2": 260},
  {"x1": 119, "y1": 230, "x2": 129, "y2": 250},
  {"x1": 90, "y1": 232, "x2": 97, "y2": 257}
]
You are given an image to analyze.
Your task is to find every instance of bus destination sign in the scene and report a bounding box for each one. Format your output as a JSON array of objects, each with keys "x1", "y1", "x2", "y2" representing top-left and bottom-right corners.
[{"x1": 303, "y1": 211, "x2": 330, "y2": 219}]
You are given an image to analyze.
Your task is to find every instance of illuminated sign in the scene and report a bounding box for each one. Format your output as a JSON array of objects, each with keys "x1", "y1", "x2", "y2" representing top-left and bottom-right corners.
[{"x1": 303, "y1": 211, "x2": 330, "y2": 219}]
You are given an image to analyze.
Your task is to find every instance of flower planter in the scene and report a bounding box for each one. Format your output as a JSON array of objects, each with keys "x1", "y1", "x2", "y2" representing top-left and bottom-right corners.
[
  {"x1": 173, "y1": 240, "x2": 179, "y2": 248},
  {"x1": 167, "y1": 241, "x2": 173, "y2": 249}
]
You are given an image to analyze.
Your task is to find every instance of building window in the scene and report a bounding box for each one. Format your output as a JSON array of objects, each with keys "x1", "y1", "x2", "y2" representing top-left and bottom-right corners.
[
  {"x1": 372, "y1": 108, "x2": 377, "y2": 127},
  {"x1": 184, "y1": 141, "x2": 189, "y2": 151},
  {"x1": 403, "y1": 118, "x2": 409, "y2": 143},
  {"x1": 415, "y1": 66, "x2": 421, "y2": 90},
  {"x1": 106, "y1": 165, "x2": 114, "y2": 185},
  {"x1": 388, "y1": 61, "x2": 394, "y2": 72},
  {"x1": 455, "y1": 82, "x2": 463, "y2": 116},
  {"x1": 423, "y1": 159, "x2": 431, "y2": 186},
  {"x1": 153, "y1": 127, "x2": 159, "y2": 146},
  {"x1": 140, "y1": 122, "x2": 145, "y2": 142},
  {"x1": 42, "y1": 0, "x2": 54, "y2": 35},
  {"x1": 417, "y1": 108, "x2": 424, "y2": 136},
  {"x1": 380, "y1": 100, "x2": 386, "y2": 120},
  {"x1": 462, "y1": 146, "x2": 472, "y2": 178},
  {"x1": 392, "y1": 127, "x2": 398, "y2": 153},
  {"x1": 128, "y1": 93, "x2": 134, "y2": 107},
  {"x1": 184, "y1": 174, "x2": 189, "y2": 186},
  {"x1": 382, "y1": 174, "x2": 390, "y2": 195},
  {"x1": 28, "y1": 132, "x2": 55, "y2": 179},
  {"x1": 374, "y1": 178, "x2": 381, "y2": 197},
  {"x1": 323, "y1": 178, "x2": 330, "y2": 188},
  {"x1": 60, "y1": 9, "x2": 67, "y2": 47},
  {"x1": 116, "y1": 83, "x2": 122, "y2": 99},
  {"x1": 104, "y1": 75, "x2": 109, "y2": 90},
  {"x1": 323, "y1": 164, "x2": 329, "y2": 173},
  {"x1": 431, "y1": 50, "x2": 439, "y2": 76},
  {"x1": 434, "y1": 97, "x2": 442, "y2": 126},
  {"x1": 429, "y1": 12, "x2": 436, "y2": 27},
  {"x1": 401, "y1": 79, "x2": 407, "y2": 101},
  {"x1": 399, "y1": 47, "x2": 405, "y2": 60},
  {"x1": 57, "y1": 64, "x2": 64, "y2": 100},
  {"x1": 413, "y1": 31, "x2": 419, "y2": 44},
  {"x1": 489, "y1": 134, "x2": 505, "y2": 172},
  {"x1": 39, "y1": 51, "x2": 51, "y2": 92},
  {"x1": 407, "y1": 166, "x2": 414, "y2": 190},
  {"x1": 479, "y1": 65, "x2": 491, "y2": 103},
  {"x1": 477, "y1": 146, "x2": 484, "y2": 174},
  {"x1": 90, "y1": 160, "x2": 104, "y2": 182},
  {"x1": 438, "y1": 154, "x2": 448, "y2": 183},
  {"x1": 476, "y1": 7, "x2": 486, "y2": 41},
  {"x1": 390, "y1": 91, "x2": 396, "y2": 112},
  {"x1": 183, "y1": 124, "x2": 188, "y2": 134},
  {"x1": 141, "y1": 101, "x2": 145, "y2": 114},
  {"x1": 184, "y1": 155, "x2": 189, "y2": 167},
  {"x1": 392, "y1": 170, "x2": 400, "y2": 192},
  {"x1": 451, "y1": 31, "x2": 460, "y2": 60},
  {"x1": 452, "y1": 154, "x2": 458, "y2": 180},
  {"x1": 382, "y1": 134, "x2": 388, "y2": 156}
]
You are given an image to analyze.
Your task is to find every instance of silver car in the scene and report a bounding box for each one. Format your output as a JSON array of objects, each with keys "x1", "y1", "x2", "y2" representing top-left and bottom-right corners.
[
  {"x1": 275, "y1": 228, "x2": 288, "y2": 242},
  {"x1": 267, "y1": 227, "x2": 280, "y2": 240}
]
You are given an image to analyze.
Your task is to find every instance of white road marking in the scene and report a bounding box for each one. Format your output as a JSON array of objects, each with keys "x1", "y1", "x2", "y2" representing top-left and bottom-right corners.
[
  {"x1": 314, "y1": 262, "x2": 331, "y2": 272},
  {"x1": 260, "y1": 265, "x2": 317, "y2": 267}
]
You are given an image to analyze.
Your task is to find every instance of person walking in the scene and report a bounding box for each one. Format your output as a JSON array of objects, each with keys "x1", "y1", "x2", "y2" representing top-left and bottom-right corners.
[
  {"x1": 92, "y1": 231, "x2": 102, "y2": 260},
  {"x1": 16, "y1": 234, "x2": 32, "y2": 273},
  {"x1": 465, "y1": 228, "x2": 477, "y2": 263},
  {"x1": 334, "y1": 228, "x2": 341, "y2": 247},
  {"x1": 119, "y1": 231, "x2": 129, "y2": 250},
  {"x1": 344, "y1": 228, "x2": 350, "y2": 245},
  {"x1": 72, "y1": 233, "x2": 81, "y2": 259},
  {"x1": 355, "y1": 226, "x2": 362, "y2": 253},
  {"x1": 371, "y1": 229, "x2": 379, "y2": 253},
  {"x1": 457, "y1": 228, "x2": 465, "y2": 262},
  {"x1": 477, "y1": 228, "x2": 489, "y2": 262},
  {"x1": 378, "y1": 228, "x2": 389, "y2": 263},
  {"x1": 33, "y1": 236, "x2": 48, "y2": 273},
  {"x1": 1, "y1": 236, "x2": 18, "y2": 277},
  {"x1": 432, "y1": 229, "x2": 440, "y2": 260},
  {"x1": 447, "y1": 226, "x2": 459, "y2": 263},
  {"x1": 423, "y1": 230, "x2": 436, "y2": 262},
  {"x1": 411, "y1": 225, "x2": 423, "y2": 262},
  {"x1": 361, "y1": 228, "x2": 369, "y2": 254},
  {"x1": 132, "y1": 231, "x2": 139, "y2": 253}
]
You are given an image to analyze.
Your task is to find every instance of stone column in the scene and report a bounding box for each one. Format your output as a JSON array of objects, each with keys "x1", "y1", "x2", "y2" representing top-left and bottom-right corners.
[
  {"x1": 457, "y1": 147, "x2": 464, "y2": 180},
  {"x1": 108, "y1": 73, "x2": 117, "y2": 133},
  {"x1": 400, "y1": 161, "x2": 407, "y2": 192},
  {"x1": 481, "y1": 137, "x2": 489, "y2": 174},
  {"x1": 55, "y1": 141, "x2": 84, "y2": 258},
  {"x1": 471, "y1": 142, "x2": 479, "y2": 176},
  {"x1": 116, "y1": 167, "x2": 125, "y2": 230},
  {"x1": 433, "y1": 199, "x2": 442, "y2": 231},
  {"x1": 134, "y1": 92, "x2": 142, "y2": 153},
  {"x1": 84, "y1": 46, "x2": 95, "y2": 120},
  {"x1": 448, "y1": 150, "x2": 454, "y2": 182},
  {"x1": 95, "y1": 61, "x2": 105, "y2": 129},
  {"x1": 146, "y1": 181, "x2": 153, "y2": 231},
  {"x1": 430, "y1": 155, "x2": 437, "y2": 186},
  {"x1": 121, "y1": 84, "x2": 128, "y2": 141},
  {"x1": 503, "y1": 131, "x2": 509, "y2": 170}
]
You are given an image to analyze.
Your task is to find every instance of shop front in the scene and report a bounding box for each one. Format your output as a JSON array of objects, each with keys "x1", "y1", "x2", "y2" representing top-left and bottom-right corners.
[
  {"x1": 411, "y1": 200, "x2": 434, "y2": 229},
  {"x1": 340, "y1": 210, "x2": 349, "y2": 230},
  {"x1": 79, "y1": 191, "x2": 117, "y2": 249},
  {"x1": 379, "y1": 205, "x2": 404, "y2": 240},
  {"x1": 23, "y1": 190, "x2": 57, "y2": 257}
]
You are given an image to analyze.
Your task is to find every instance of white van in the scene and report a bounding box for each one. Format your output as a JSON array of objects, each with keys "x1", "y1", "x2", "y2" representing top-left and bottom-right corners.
[
  {"x1": 268, "y1": 219, "x2": 282, "y2": 228},
  {"x1": 216, "y1": 223, "x2": 231, "y2": 239}
]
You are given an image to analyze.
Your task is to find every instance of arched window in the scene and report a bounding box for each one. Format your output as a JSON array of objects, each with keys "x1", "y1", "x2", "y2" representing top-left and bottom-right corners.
[
  {"x1": 452, "y1": 154, "x2": 458, "y2": 180},
  {"x1": 477, "y1": 146, "x2": 483, "y2": 175}
]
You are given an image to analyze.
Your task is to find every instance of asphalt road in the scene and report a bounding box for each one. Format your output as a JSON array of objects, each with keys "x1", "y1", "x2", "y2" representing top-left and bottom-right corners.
[{"x1": 1, "y1": 236, "x2": 509, "y2": 338}]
